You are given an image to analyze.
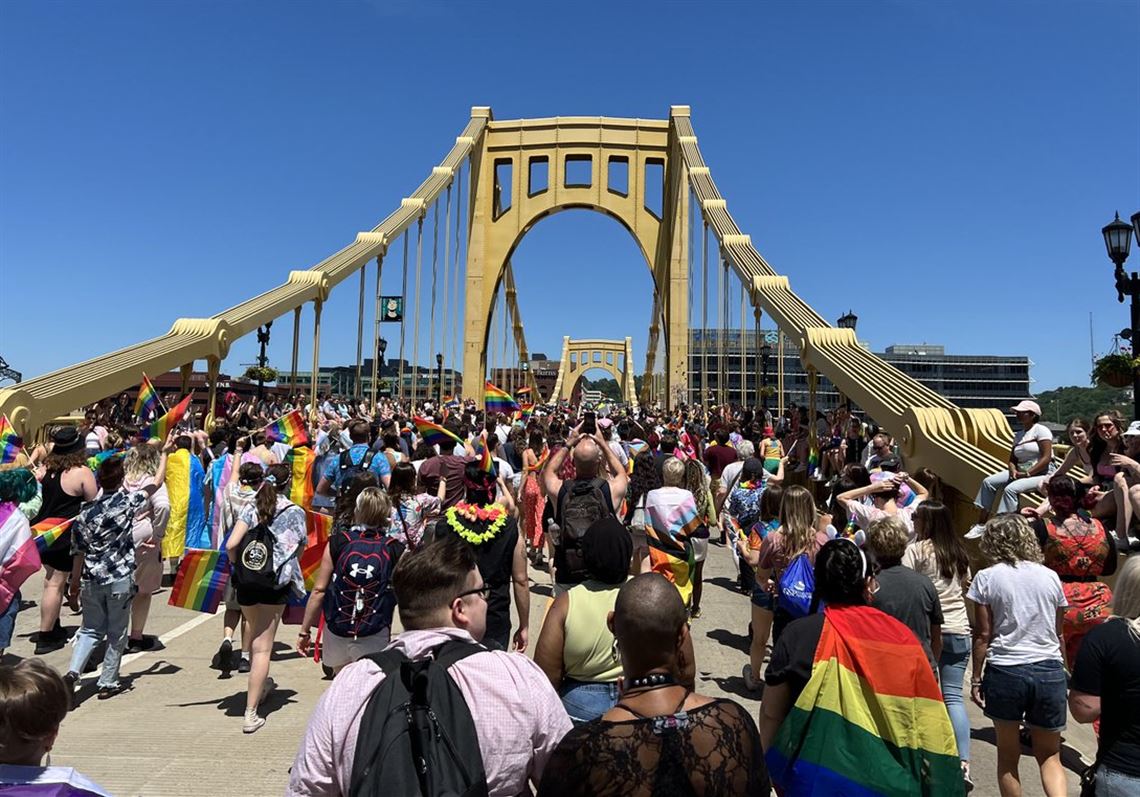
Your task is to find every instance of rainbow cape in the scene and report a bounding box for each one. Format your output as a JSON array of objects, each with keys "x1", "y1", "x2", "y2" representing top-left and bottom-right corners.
[
  {"x1": 168, "y1": 549, "x2": 229, "y2": 613},
  {"x1": 484, "y1": 381, "x2": 518, "y2": 415},
  {"x1": 133, "y1": 373, "x2": 161, "y2": 420},
  {"x1": 31, "y1": 517, "x2": 73, "y2": 555},
  {"x1": 414, "y1": 416, "x2": 464, "y2": 450},
  {"x1": 643, "y1": 489, "x2": 699, "y2": 605},
  {"x1": 767, "y1": 605, "x2": 963, "y2": 796},
  {"x1": 285, "y1": 446, "x2": 316, "y2": 511},
  {"x1": 265, "y1": 409, "x2": 310, "y2": 447},
  {"x1": 144, "y1": 393, "x2": 193, "y2": 441}
]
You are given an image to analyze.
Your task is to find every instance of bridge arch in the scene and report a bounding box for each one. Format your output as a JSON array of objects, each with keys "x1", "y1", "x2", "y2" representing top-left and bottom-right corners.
[
  {"x1": 550, "y1": 337, "x2": 638, "y2": 406},
  {"x1": 463, "y1": 114, "x2": 690, "y2": 404}
]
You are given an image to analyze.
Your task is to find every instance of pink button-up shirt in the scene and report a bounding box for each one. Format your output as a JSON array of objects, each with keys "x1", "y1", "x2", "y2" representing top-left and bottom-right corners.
[{"x1": 286, "y1": 627, "x2": 572, "y2": 797}]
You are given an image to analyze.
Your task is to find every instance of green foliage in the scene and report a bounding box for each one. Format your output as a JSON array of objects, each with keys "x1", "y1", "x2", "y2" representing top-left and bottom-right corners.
[
  {"x1": 580, "y1": 376, "x2": 622, "y2": 400},
  {"x1": 243, "y1": 365, "x2": 278, "y2": 383},
  {"x1": 1034, "y1": 384, "x2": 1131, "y2": 424},
  {"x1": 1092, "y1": 352, "x2": 1140, "y2": 387}
]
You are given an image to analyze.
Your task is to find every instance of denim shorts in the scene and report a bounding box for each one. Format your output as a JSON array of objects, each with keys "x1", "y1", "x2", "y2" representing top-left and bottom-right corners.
[
  {"x1": 751, "y1": 583, "x2": 775, "y2": 610},
  {"x1": 0, "y1": 590, "x2": 20, "y2": 650},
  {"x1": 560, "y1": 679, "x2": 619, "y2": 725},
  {"x1": 982, "y1": 659, "x2": 1067, "y2": 731}
]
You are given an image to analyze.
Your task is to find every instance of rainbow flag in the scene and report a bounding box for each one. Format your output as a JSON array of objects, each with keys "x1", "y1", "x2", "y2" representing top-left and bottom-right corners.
[
  {"x1": 168, "y1": 549, "x2": 229, "y2": 613},
  {"x1": 414, "y1": 416, "x2": 463, "y2": 450},
  {"x1": 484, "y1": 381, "x2": 518, "y2": 415},
  {"x1": 807, "y1": 443, "x2": 820, "y2": 478},
  {"x1": 643, "y1": 490, "x2": 700, "y2": 606},
  {"x1": 300, "y1": 511, "x2": 332, "y2": 590},
  {"x1": 285, "y1": 446, "x2": 316, "y2": 511},
  {"x1": 31, "y1": 517, "x2": 73, "y2": 556},
  {"x1": 479, "y1": 443, "x2": 495, "y2": 475},
  {"x1": 87, "y1": 448, "x2": 126, "y2": 471},
  {"x1": 515, "y1": 386, "x2": 532, "y2": 397},
  {"x1": 767, "y1": 604, "x2": 962, "y2": 796},
  {"x1": 518, "y1": 403, "x2": 534, "y2": 422},
  {"x1": 265, "y1": 409, "x2": 310, "y2": 447},
  {"x1": 133, "y1": 373, "x2": 161, "y2": 419},
  {"x1": 144, "y1": 393, "x2": 193, "y2": 441},
  {"x1": 0, "y1": 414, "x2": 22, "y2": 465}
]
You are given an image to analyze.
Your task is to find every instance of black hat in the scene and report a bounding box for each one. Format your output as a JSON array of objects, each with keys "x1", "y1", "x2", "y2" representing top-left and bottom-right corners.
[{"x1": 51, "y1": 426, "x2": 83, "y2": 455}]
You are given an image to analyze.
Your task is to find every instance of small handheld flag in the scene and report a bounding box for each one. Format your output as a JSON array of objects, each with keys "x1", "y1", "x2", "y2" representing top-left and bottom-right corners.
[
  {"x1": 0, "y1": 414, "x2": 22, "y2": 465},
  {"x1": 479, "y1": 440, "x2": 495, "y2": 475},
  {"x1": 133, "y1": 374, "x2": 161, "y2": 420},
  {"x1": 88, "y1": 449, "x2": 126, "y2": 471},
  {"x1": 31, "y1": 517, "x2": 73, "y2": 555},
  {"x1": 484, "y1": 381, "x2": 519, "y2": 415},
  {"x1": 413, "y1": 416, "x2": 464, "y2": 450},
  {"x1": 264, "y1": 409, "x2": 310, "y2": 447},
  {"x1": 144, "y1": 393, "x2": 193, "y2": 441},
  {"x1": 168, "y1": 549, "x2": 230, "y2": 613}
]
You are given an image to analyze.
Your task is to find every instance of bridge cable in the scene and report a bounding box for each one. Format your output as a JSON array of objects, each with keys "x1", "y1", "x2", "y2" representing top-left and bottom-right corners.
[
  {"x1": 411, "y1": 215, "x2": 425, "y2": 403},
  {"x1": 440, "y1": 181, "x2": 453, "y2": 402},
  {"x1": 701, "y1": 220, "x2": 708, "y2": 405},
  {"x1": 398, "y1": 230, "x2": 410, "y2": 402},
  {"x1": 371, "y1": 254, "x2": 383, "y2": 412},
  {"x1": 451, "y1": 162, "x2": 465, "y2": 399},
  {"x1": 502, "y1": 272, "x2": 510, "y2": 394},
  {"x1": 718, "y1": 247, "x2": 726, "y2": 406},
  {"x1": 428, "y1": 197, "x2": 440, "y2": 404},
  {"x1": 355, "y1": 260, "x2": 366, "y2": 400},
  {"x1": 740, "y1": 277, "x2": 747, "y2": 408}
]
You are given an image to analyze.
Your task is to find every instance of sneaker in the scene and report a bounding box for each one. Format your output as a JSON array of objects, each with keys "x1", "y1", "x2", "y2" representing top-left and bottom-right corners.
[
  {"x1": 237, "y1": 656, "x2": 251, "y2": 674},
  {"x1": 742, "y1": 663, "x2": 761, "y2": 691},
  {"x1": 258, "y1": 677, "x2": 276, "y2": 706},
  {"x1": 964, "y1": 523, "x2": 986, "y2": 541},
  {"x1": 690, "y1": 607, "x2": 702, "y2": 620},
  {"x1": 212, "y1": 639, "x2": 234, "y2": 672},
  {"x1": 126, "y1": 635, "x2": 156, "y2": 654},
  {"x1": 962, "y1": 763, "x2": 974, "y2": 793},
  {"x1": 242, "y1": 709, "x2": 265, "y2": 734}
]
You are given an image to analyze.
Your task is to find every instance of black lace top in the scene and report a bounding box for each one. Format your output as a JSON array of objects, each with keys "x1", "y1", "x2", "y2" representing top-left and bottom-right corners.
[{"x1": 536, "y1": 698, "x2": 769, "y2": 796}]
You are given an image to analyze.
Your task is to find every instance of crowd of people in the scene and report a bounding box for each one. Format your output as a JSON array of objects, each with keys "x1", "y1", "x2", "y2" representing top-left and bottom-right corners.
[{"x1": 1, "y1": 389, "x2": 1139, "y2": 796}]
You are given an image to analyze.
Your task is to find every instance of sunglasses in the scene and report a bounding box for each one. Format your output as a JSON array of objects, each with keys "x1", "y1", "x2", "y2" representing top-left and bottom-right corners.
[
  {"x1": 1097, "y1": 423, "x2": 1117, "y2": 430},
  {"x1": 455, "y1": 584, "x2": 491, "y2": 602}
]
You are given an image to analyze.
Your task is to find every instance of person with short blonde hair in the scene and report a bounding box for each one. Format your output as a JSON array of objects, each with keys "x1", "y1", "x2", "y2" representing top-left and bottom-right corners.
[
  {"x1": 1070, "y1": 556, "x2": 1140, "y2": 795},
  {"x1": 867, "y1": 515, "x2": 943, "y2": 673},
  {"x1": 354, "y1": 487, "x2": 392, "y2": 529}
]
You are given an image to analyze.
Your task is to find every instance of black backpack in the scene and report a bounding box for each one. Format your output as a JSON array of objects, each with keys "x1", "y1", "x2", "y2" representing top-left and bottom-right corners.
[
  {"x1": 556, "y1": 478, "x2": 611, "y2": 581},
  {"x1": 349, "y1": 640, "x2": 489, "y2": 797},
  {"x1": 232, "y1": 509, "x2": 285, "y2": 591},
  {"x1": 337, "y1": 449, "x2": 378, "y2": 496},
  {"x1": 322, "y1": 530, "x2": 399, "y2": 639}
]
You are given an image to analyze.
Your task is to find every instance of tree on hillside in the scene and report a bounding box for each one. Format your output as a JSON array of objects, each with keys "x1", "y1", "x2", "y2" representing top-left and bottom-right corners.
[{"x1": 1034, "y1": 384, "x2": 1131, "y2": 424}]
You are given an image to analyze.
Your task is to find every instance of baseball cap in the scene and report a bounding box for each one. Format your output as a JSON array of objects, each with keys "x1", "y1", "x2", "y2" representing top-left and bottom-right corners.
[
  {"x1": 1010, "y1": 400, "x2": 1042, "y2": 416},
  {"x1": 1124, "y1": 421, "x2": 1140, "y2": 438}
]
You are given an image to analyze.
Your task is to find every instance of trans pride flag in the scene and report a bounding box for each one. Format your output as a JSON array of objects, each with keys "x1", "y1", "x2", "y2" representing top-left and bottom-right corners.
[
  {"x1": 0, "y1": 503, "x2": 40, "y2": 615},
  {"x1": 767, "y1": 605, "x2": 963, "y2": 796},
  {"x1": 643, "y1": 488, "x2": 701, "y2": 606}
]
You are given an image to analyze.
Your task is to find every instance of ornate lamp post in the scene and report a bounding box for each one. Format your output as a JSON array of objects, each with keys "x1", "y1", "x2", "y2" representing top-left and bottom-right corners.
[
  {"x1": 759, "y1": 340, "x2": 772, "y2": 407},
  {"x1": 436, "y1": 353, "x2": 444, "y2": 405},
  {"x1": 1103, "y1": 211, "x2": 1140, "y2": 419},
  {"x1": 255, "y1": 321, "x2": 273, "y2": 402},
  {"x1": 377, "y1": 337, "x2": 388, "y2": 399},
  {"x1": 837, "y1": 311, "x2": 858, "y2": 332}
]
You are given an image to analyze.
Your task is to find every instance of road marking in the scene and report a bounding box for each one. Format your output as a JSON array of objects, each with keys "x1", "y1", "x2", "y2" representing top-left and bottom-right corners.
[{"x1": 80, "y1": 610, "x2": 220, "y2": 681}]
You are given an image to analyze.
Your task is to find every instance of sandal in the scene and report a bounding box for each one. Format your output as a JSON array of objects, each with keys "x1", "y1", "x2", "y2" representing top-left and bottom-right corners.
[{"x1": 97, "y1": 683, "x2": 128, "y2": 700}]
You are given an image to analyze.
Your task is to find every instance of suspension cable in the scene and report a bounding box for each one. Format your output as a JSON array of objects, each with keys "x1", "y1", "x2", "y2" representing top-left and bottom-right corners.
[
  {"x1": 739, "y1": 278, "x2": 746, "y2": 408},
  {"x1": 397, "y1": 230, "x2": 410, "y2": 402},
  {"x1": 451, "y1": 163, "x2": 465, "y2": 399},
  {"x1": 371, "y1": 255, "x2": 382, "y2": 412},
  {"x1": 427, "y1": 198, "x2": 440, "y2": 404},
  {"x1": 701, "y1": 219, "x2": 708, "y2": 405},
  {"x1": 410, "y1": 215, "x2": 425, "y2": 405},
  {"x1": 440, "y1": 181, "x2": 453, "y2": 401}
]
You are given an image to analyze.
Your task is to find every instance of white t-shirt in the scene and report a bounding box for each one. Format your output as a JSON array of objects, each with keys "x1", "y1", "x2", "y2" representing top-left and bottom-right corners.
[
  {"x1": 966, "y1": 562, "x2": 1066, "y2": 666},
  {"x1": 902, "y1": 540, "x2": 971, "y2": 635},
  {"x1": 1011, "y1": 423, "x2": 1052, "y2": 468},
  {"x1": 846, "y1": 501, "x2": 918, "y2": 539}
]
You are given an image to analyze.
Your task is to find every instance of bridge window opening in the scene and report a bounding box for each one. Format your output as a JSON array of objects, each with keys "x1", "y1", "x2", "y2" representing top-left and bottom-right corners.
[
  {"x1": 528, "y1": 156, "x2": 548, "y2": 197},
  {"x1": 607, "y1": 156, "x2": 629, "y2": 196},
  {"x1": 606, "y1": 352, "x2": 614, "y2": 366},
  {"x1": 493, "y1": 158, "x2": 512, "y2": 219},
  {"x1": 643, "y1": 158, "x2": 664, "y2": 219},
  {"x1": 617, "y1": 354, "x2": 625, "y2": 371},
  {"x1": 564, "y1": 155, "x2": 592, "y2": 188},
  {"x1": 593, "y1": 351, "x2": 603, "y2": 363}
]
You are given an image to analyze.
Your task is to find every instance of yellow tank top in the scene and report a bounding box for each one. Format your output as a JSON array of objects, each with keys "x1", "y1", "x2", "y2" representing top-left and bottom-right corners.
[{"x1": 562, "y1": 580, "x2": 624, "y2": 682}]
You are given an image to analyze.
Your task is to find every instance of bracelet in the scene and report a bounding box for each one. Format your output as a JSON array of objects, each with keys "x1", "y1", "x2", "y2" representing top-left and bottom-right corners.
[
  {"x1": 970, "y1": 679, "x2": 982, "y2": 686},
  {"x1": 297, "y1": 630, "x2": 311, "y2": 638}
]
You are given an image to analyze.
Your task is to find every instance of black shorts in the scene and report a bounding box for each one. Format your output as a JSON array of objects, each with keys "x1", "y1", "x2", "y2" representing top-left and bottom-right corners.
[
  {"x1": 235, "y1": 585, "x2": 290, "y2": 607},
  {"x1": 41, "y1": 536, "x2": 74, "y2": 572}
]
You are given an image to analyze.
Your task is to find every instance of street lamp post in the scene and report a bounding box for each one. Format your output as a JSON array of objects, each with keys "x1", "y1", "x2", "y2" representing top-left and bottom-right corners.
[
  {"x1": 255, "y1": 321, "x2": 272, "y2": 402},
  {"x1": 1102, "y1": 211, "x2": 1140, "y2": 420},
  {"x1": 436, "y1": 353, "x2": 444, "y2": 406},
  {"x1": 759, "y1": 340, "x2": 772, "y2": 409},
  {"x1": 377, "y1": 337, "x2": 388, "y2": 399}
]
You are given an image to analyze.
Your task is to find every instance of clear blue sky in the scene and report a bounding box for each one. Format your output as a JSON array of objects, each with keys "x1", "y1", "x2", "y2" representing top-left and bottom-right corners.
[{"x1": 2, "y1": 0, "x2": 1138, "y2": 393}]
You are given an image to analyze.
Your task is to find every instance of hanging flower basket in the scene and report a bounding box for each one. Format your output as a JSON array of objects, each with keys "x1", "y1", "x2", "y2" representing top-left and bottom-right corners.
[
  {"x1": 243, "y1": 365, "x2": 279, "y2": 383},
  {"x1": 1092, "y1": 353, "x2": 1138, "y2": 388}
]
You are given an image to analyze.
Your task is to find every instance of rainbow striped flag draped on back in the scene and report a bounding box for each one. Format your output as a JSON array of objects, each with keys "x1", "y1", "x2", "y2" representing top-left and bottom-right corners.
[
  {"x1": 484, "y1": 381, "x2": 518, "y2": 415},
  {"x1": 265, "y1": 409, "x2": 310, "y2": 447},
  {"x1": 133, "y1": 373, "x2": 161, "y2": 420},
  {"x1": 0, "y1": 414, "x2": 23, "y2": 465},
  {"x1": 643, "y1": 488, "x2": 700, "y2": 606},
  {"x1": 144, "y1": 393, "x2": 193, "y2": 441},
  {"x1": 767, "y1": 604, "x2": 963, "y2": 796}
]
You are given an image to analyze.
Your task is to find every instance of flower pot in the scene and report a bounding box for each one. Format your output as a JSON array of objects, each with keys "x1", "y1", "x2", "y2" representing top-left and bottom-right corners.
[{"x1": 1100, "y1": 371, "x2": 1132, "y2": 388}]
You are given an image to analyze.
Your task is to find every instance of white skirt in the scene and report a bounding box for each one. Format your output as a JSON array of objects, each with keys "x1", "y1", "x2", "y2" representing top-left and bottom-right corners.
[{"x1": 320, "y1": 628, "x2": 391, "y2": 669}]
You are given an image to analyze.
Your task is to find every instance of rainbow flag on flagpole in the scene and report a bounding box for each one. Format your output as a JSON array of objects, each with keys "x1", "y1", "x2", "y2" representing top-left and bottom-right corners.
[
  {"x1": 484, "y1": 381, "x2": 519, "y2": 415},
  {"x1": 518, "y1": 403, "x2": 534, "y2": 422},
  {"x1": 133, "y1": 373, "x2": 161, "y2": 420},
  {"x1": 264, "y1": 409, "x2": 310, "y2": 447},
  {"x1": 0, "y1": 414, "x2": 23, "y2": 465},
  {"x1": 413, "y1": 416, "x2": 464, "y2": 450},
  {"x1": 479, "y1": 442, "x2": 495, "y2": 475},
  {"x1": 767, "y1": 605, "x2": 963, "y2": 796},
  {"x1": 31, "y1": 517, "x2": 73, "y2": 556},
  {"x1": 144, "y1": 393, "x2": 193, "y2": 441},
  {"x1": 168, "y1": 549, "x2": 230, "y2": 613}
]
